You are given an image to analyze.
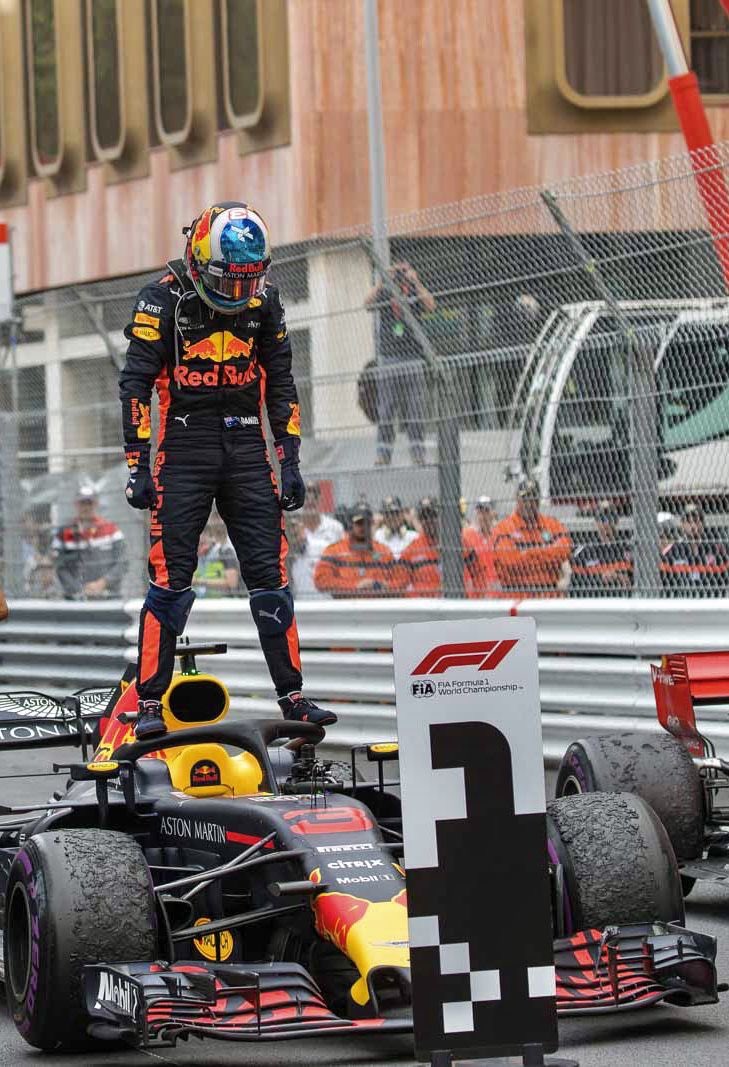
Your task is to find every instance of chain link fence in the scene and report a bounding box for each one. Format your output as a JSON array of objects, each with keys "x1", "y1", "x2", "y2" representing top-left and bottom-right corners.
[{"x1": 3, "y1": 142, "x2": 729, "y2": 601}]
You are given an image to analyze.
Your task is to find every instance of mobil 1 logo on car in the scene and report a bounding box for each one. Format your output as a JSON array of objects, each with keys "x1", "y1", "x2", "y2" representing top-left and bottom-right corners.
[{"x1": 393, "y1": 616, "x2": 558, "y2": 1064}]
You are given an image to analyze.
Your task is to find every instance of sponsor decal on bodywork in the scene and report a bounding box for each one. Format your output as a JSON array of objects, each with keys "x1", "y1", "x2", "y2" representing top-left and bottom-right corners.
[
  {"x1": 160, "y1": 815, "x2": 226, "y2": 845},
  {"x1": 193, "y1": 917, "x2": 234, "y2": 962},
  {"x1": 93, "y1": 970, "x2": 140, "y2": 1018},
  {"x1": 189, "y1": 760, "x2": 221, "y2": 788}
]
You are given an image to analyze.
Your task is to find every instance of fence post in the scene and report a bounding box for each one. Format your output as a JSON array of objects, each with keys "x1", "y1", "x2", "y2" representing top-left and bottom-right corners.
[{"x1": 540, "y1": 191, "x2": 660, "y2": 596}]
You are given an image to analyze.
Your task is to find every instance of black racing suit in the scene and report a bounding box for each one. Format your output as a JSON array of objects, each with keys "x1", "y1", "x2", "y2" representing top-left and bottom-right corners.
[{"x1": 119, "y1": 260, "x2": 303, "y2": 702}]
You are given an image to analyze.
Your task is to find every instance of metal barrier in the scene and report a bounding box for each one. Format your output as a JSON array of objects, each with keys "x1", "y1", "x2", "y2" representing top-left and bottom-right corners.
[
  {"x1": 124, "y1": 596, "x2": 729, "y2": 760},
  {"x1": 0, "y1": 600, "x2": 128, "y2": 691},
  {"x1": 2, "y1": 598, "x2": 728, "y2": 761}
]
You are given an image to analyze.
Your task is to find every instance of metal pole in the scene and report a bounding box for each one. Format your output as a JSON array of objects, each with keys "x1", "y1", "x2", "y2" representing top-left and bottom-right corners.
[
  {"x1": 541, "y1": 191, "x2": 659, "y2": 597},
  {"x1": 645, "y1": 0, "x2": 688, "y2": 76},
  {"x1": 363, "y1": 0, "x2": 390, "y2": 273},
  {"x1": 645, "y1": 0, "x2": 729, "y2": 290}
]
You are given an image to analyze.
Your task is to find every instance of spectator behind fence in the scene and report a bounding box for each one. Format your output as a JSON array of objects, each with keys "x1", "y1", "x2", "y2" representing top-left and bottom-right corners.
[
  {"x1": 365, "y1": 261, "x2": 436, "y2": 467},
  {"x1": 52, "y1": 486, "x2": 127, "y2": 600},
  {"x1": 490, "y1": 478, "x2": 572, "y2": 597},
  {"x1": 571, "y1": 499, "x2": 632, "y2": 597},
  {"x1": 461, "y1": 495, "x2": 498, "y2": 593},
  {"x1": 661, "y1": 503, "x2": 729, "y2": 596},
  {"x1": 374, "y1": 496, "x2": 418, "y2": 559},
  {"x1": 314, "y1": 503, "x2": 404, "y2": 598},
  {"x1": 0, "y1": 586, "x2": 7, "y2": 621},
  {"x1": 192, "y1": 512, "x2": 241, "y2": 598},
  {"x1": 401, "y1": 497, "x2": 491, "y2": 598},
  {"x1": 289, "y1": 482, "x2": 344, "y2": 596}
]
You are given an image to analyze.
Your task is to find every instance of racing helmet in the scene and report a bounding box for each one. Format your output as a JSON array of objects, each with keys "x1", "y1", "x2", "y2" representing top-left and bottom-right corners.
[{"x1": 184, "y1": 202, "x2": 271, "y2": 314}]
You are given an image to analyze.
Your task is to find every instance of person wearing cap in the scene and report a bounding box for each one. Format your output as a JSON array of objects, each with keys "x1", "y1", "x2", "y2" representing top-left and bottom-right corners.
[
  {"x1": 570, "y1": 500, "x2": 632, "y2": 597},
  {"x1": 374, "y1": 496, "x2": 418, "y2": 559},
  {"x1": 288, "y1": 482, "x2": 344, "y2": 597},
  {"x1": 400, "y1": 497, "x2": 491, "y2": 598},
  {"x1": 313, "y1": 504, "x2": 404, "y2": 598},
  {"x1": 51, "y1": 487, "x2": 127, "y2": 601},
  {"x1": 462, "y1": 496, "x2": 498, "y2": 594},
  {"x1": 490, "y1": 479, "x2": 572, "y2": 597},
  {"x1": 661, "y1": 503, "x2": 729, "y2": 596}
]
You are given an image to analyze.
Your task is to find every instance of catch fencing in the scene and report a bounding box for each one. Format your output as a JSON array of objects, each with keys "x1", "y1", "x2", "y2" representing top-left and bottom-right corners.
[
  {"x1": 3, "y1": 144, "x2": 729, "y2": 598},
  {"x1": 2, "y1": 597, "x2": 729, "y2": 763}
]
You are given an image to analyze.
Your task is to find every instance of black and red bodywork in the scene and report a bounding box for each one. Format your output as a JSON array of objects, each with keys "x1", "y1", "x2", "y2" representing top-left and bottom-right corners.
[{"x1": 0, "y1": 651, "x2": 720, "y2": 1050}]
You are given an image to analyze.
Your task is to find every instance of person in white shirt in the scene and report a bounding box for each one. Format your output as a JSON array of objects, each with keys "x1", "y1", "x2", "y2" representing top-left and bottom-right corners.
[
  {"x1": 289, "y1": 482, "x2": 344, "y2": 596},
  {"x1": 374, "y1": 496, "x2": 418, "y2": 559}
]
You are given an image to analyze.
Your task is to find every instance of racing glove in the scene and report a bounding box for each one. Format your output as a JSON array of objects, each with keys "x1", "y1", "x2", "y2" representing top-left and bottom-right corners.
[
  {"x1": 275, "y1": 437, "x2": 306, "y2": 512},
  {"x1": 125, "y1": 446, "x2": 158, "y2": 510}
]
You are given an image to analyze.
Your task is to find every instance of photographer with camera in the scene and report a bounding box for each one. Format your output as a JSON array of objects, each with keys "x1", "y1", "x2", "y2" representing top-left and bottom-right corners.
[{"x1": 365, "y1": 261, "x2": 435, "y2": 466}]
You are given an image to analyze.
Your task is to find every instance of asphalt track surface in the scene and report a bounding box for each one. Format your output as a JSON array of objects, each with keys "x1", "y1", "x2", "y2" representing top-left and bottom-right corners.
[{"x1": 0, "y1": 753, "x2": 728, "y2": 1067}]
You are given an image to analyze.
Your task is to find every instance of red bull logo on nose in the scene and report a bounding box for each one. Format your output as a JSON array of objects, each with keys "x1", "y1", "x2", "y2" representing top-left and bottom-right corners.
[{"x1": 182, "y1": 332, "x2": 254, "y2": 363}]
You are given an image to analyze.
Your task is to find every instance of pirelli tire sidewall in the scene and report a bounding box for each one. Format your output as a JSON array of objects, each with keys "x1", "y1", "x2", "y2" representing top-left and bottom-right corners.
[
  {"x1": 547, "y1": 792, "x2": 685, "y2": 932},
  {"x1": 5, "y1": 830, "x2": 157, "y2": 1051}
]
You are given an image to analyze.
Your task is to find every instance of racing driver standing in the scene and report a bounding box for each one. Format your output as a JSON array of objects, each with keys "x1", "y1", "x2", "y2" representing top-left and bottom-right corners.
[{"x1": 120, "y1": 202, "x2": 336, "y2": 740}]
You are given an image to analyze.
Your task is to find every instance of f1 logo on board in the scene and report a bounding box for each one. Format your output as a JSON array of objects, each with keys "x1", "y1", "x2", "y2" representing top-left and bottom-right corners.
[{"x1": 411, "y1": 639, "x2": 518, "y2": 676}]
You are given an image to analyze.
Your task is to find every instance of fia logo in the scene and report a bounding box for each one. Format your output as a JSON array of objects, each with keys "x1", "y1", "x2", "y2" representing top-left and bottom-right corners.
[{"x1": 411, "y1": 680, "x2": 436, "y2": 699}]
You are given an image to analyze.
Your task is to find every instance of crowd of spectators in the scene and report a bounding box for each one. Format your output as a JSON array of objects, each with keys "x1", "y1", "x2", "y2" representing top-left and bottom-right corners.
[
  {"x1": 9, "y1": 479, "x2": 728, "y2": 602},
  {"x1": 286, "y1": 480, "x2": 729, "y2": 600}
]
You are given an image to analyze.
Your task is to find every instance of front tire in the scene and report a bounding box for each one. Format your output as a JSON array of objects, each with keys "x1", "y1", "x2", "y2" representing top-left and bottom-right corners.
[
  {"x1": 548, "y1": 792, "x2": 685, "y2": 933},
  {"x1": 5, "y1": 829, "x2": 157, "y2": 1051}
]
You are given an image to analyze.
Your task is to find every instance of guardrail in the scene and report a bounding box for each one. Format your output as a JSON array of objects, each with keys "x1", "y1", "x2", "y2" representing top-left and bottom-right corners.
[
  {"x1": 0, "y1": 600, "x2": 128, "y2": 692},
  {"x1": 3, "y1": 597, "x2": 729, "y2": 762},
  {"x1": 126, "y1": 596, "x2": 729, "y2": 761}
]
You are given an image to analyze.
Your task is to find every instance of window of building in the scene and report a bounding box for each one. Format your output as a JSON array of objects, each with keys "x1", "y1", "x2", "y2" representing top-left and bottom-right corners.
[
  {"x1": 25, "y1": 0, "x2": 62, "y2": 174},
  {"x1": 556, "y1": 0, "x2": 665, "y2": 107},
  {"x1": 151, "y1": 0, "x2": 191, "y2": 144},
  {"x1": 220, "y1": 0, "x2": 262, "y2": 128},
  {"x1": 86, "y1": 0, "x2": 124, "y2": 159},
  {"x1": 691, "y1": 0, "x2": 729, "y2": 96}
]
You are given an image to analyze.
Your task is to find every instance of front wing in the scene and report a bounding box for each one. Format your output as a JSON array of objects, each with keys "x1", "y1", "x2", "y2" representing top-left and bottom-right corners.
[{"x1": 83, "y1": 924, "x2": 718, "y2": 1047}]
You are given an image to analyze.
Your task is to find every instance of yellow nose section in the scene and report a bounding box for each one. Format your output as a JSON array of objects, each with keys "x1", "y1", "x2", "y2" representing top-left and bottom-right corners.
[{"x1": 313, "y1": 888, "x2": 409, "y2": 1007}]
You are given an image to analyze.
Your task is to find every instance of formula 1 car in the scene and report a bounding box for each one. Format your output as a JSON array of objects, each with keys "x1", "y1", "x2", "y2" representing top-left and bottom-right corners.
[
  {"x1": 556, "y1": 649, "x2": 729, "y2": 894},
  {"x1": 0, "y1": 644, "x2": 719, "y2": 1053}
]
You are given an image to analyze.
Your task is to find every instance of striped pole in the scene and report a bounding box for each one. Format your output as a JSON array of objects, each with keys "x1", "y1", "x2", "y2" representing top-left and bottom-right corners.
[{"x1": 645, "y1": 0, "x2": 729, "y2": 289}]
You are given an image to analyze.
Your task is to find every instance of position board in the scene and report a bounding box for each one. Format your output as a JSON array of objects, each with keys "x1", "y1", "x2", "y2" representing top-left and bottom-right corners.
[{"x1": 393, "y1": 616, "x2": 557, "y2": 1063}]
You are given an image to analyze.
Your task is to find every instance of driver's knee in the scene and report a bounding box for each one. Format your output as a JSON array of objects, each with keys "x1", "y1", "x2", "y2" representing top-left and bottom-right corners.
[
  {"x1": 143, "y1": 584, "x2": 196, "y2": 636},
  {"x1": 249, "y1": 586, "x2": 294, "y2": 637}
]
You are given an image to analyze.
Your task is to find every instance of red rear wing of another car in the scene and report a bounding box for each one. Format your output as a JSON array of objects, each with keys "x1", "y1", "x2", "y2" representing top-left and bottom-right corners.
[{"x1": 652, "y1": 651, "x2": 729, "y2": 756}]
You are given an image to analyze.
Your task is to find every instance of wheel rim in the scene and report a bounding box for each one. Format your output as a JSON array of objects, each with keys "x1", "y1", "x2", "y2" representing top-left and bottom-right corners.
[
  {"x1": 561, "y1": 774, "x2": 583, "y2": 797},
  {"x1": 7, "y1": 881, "x2": 33, "y2": 1001}
]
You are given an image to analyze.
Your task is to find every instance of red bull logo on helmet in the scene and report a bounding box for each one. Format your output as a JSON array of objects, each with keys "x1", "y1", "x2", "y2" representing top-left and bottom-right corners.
[{"x1": 182, "y1": 332, "x2": 254, "y2": 363}]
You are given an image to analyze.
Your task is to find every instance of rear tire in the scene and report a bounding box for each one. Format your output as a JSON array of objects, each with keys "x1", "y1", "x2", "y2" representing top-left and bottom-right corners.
[
  {"x1": 547, "y1": 792, "x2": 685, "y2": 932},
  {"x1": 556, "y1": 732, "x2": 704, "y2": 860},
  {"x1": 4, "y1": 829, "x2": 157, "y2": 1051}
]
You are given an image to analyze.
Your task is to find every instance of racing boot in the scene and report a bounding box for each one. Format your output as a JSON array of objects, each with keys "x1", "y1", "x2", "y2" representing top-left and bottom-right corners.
[
  {"x1": 278, "y1": 692, "x2": 338, "y2": 727},
  {"x1": 135, "y1": 698, "x2": 168, "y2": 740}
]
